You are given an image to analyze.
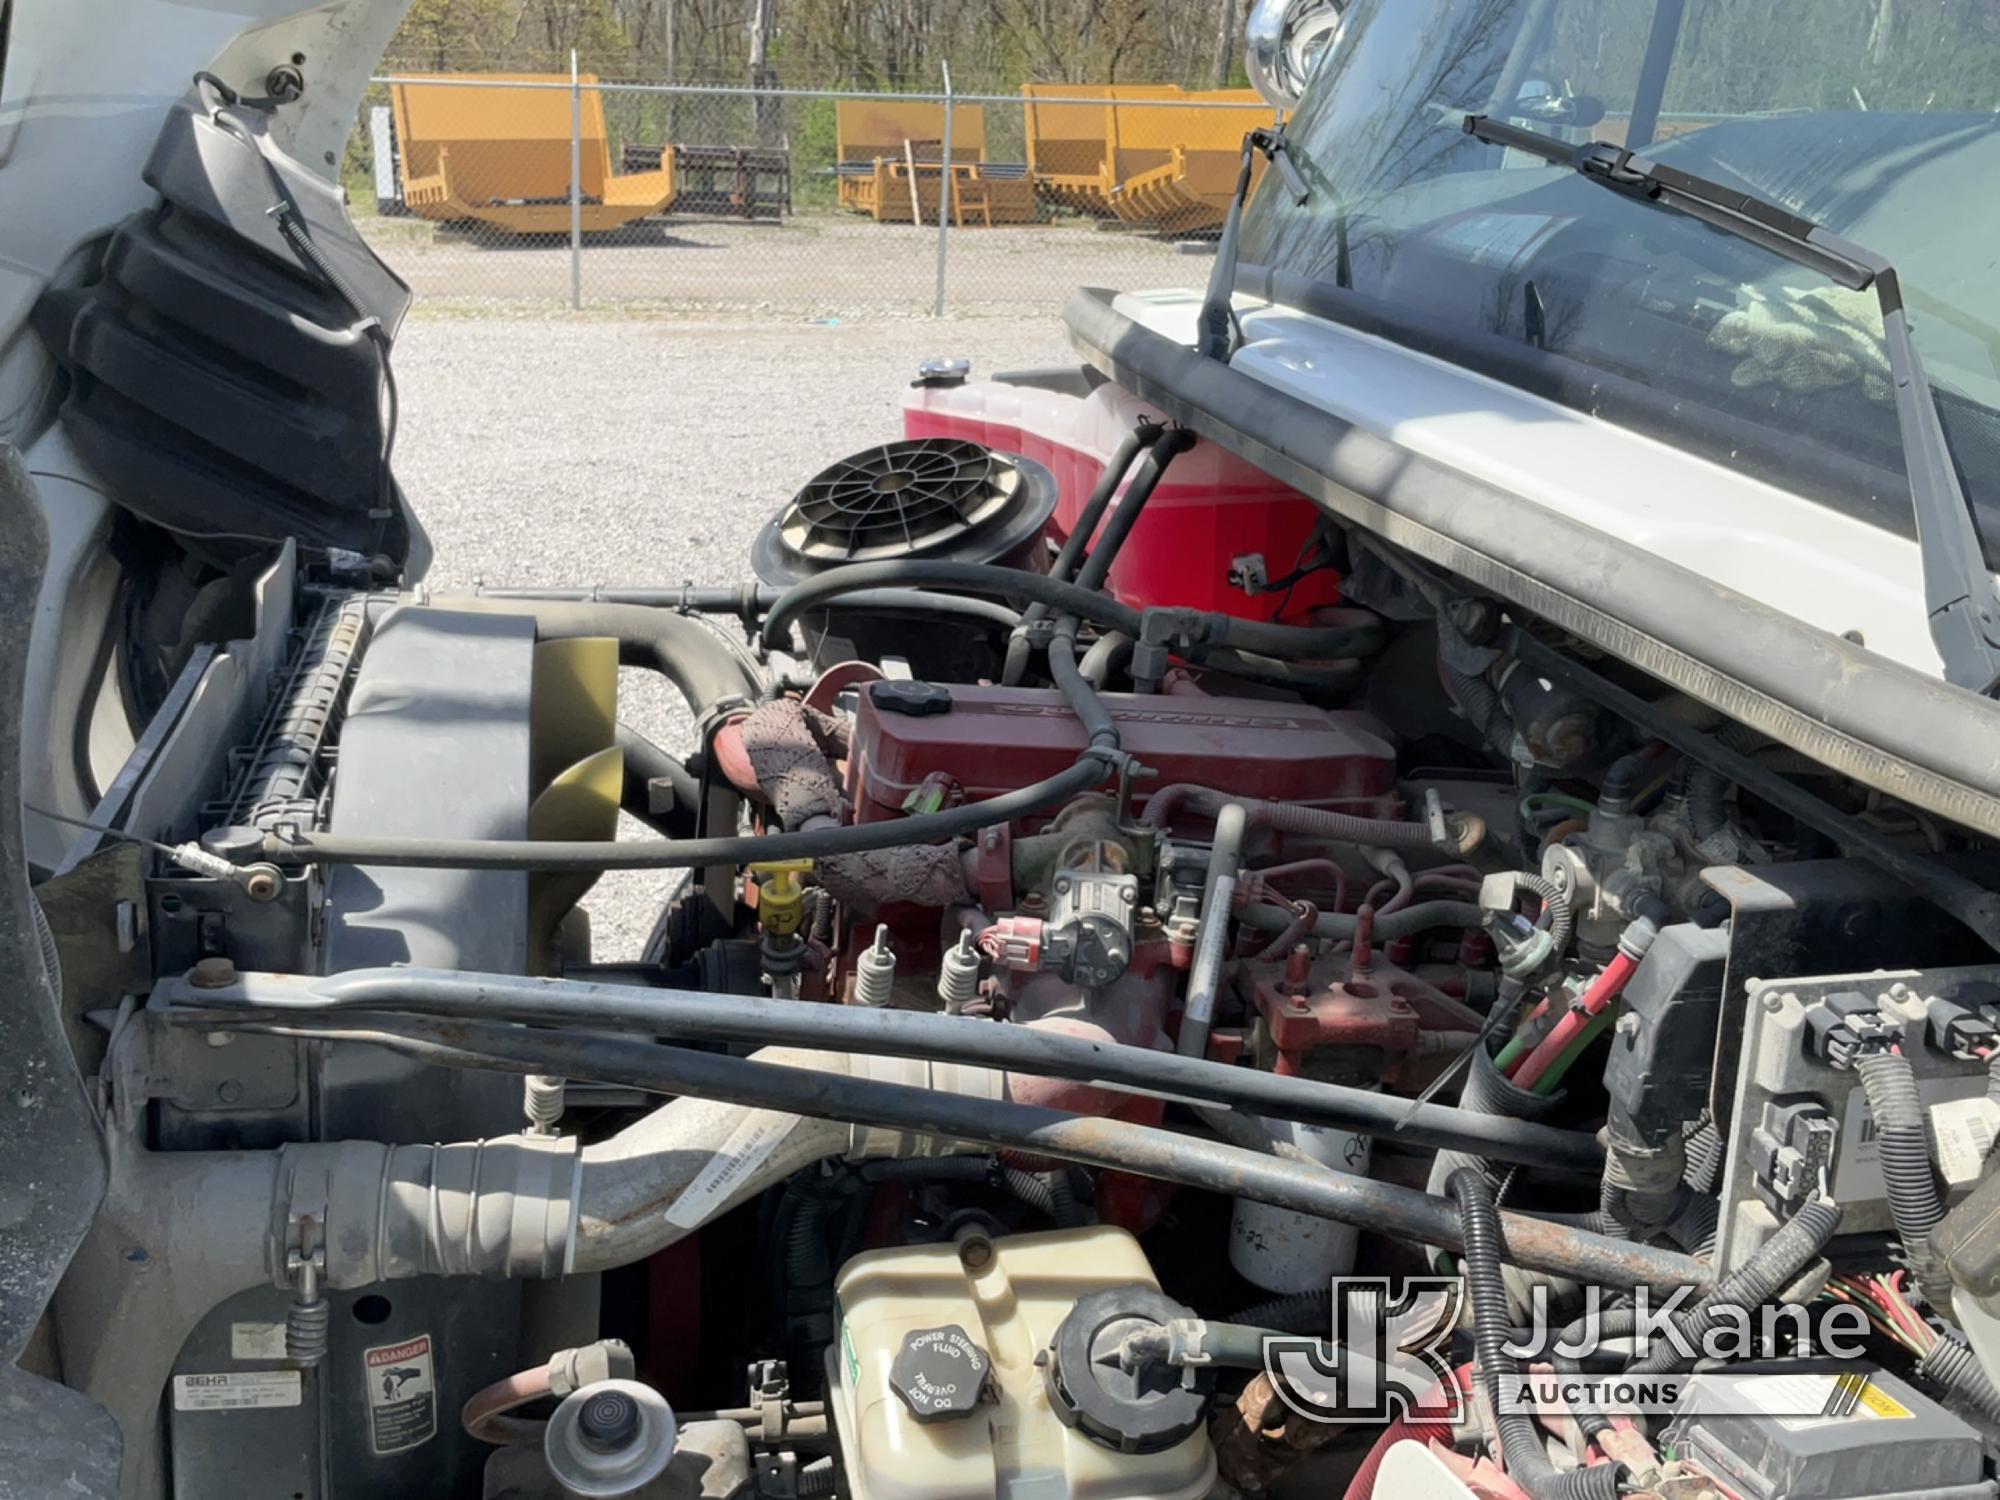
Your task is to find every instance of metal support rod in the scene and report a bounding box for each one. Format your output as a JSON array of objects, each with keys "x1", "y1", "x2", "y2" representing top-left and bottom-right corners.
[
  {"x1": 569, "y1": 49, "x2": 583, "y2": 311},
  {"x1": 163, "y1": 966, "x2": 1606, "y2": 1172},
  {"x1": 934, "y1": 60, "x2": 954, "y2": 318}
]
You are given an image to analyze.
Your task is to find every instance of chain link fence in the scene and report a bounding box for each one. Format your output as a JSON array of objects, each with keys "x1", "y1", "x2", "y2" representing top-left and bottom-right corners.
[{"x1": 350, "y1": 70, "x2": 1278, "y2": 319}]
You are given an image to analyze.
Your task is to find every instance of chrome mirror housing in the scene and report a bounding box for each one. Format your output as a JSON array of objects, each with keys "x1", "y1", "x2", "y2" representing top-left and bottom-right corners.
[{"x1": 1245, "y1": 0, "x2": 1347, "y2": 110}]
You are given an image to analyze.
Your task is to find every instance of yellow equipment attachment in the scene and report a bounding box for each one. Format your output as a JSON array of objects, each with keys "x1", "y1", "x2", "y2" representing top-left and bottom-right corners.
[
  {"x1": 390, "y1": 72, "x2": 677, "y2": 235},
  {"x1": 833, "y1": 100, "x2": 1035, "y2": 226}
]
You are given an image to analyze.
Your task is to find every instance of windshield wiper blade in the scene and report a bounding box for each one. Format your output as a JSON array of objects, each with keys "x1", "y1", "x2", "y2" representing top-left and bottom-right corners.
[{"x1": 1464, "y1": 112, "x2": 2000, "y2": 695}]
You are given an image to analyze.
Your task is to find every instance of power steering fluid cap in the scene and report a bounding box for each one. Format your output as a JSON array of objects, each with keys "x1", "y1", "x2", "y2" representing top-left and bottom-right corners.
[{"x1": 889, "y1": 1324, "x2": 990, "y2": 1422}]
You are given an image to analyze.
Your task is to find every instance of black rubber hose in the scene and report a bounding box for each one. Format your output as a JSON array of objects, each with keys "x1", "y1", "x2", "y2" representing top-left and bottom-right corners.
[
  {"x1": 189, "y1": 967, "x2": 1608, "y2": 1172},
  {"x1": 470, "y1": 581, "x2": 1021, "y2": 632},
  {"x1": 1229, "y1": 1287, "x2": 1331, "y2": 1334},
  {"x1": 1855, "y1": 1050, "x2": 1954, "y2": 1306},
  {"x1": 1004, "y1": 423, "x2": 1161, "y2": 686},
  {"x1": 1146, "y1": 784, "x2": 1461, "y2": 852},
  {"x1": 614, "y1": 723, "x2": 699, "y2": 836},
  {"x1": 760, "y1": 562, "x2": 1386, "y2": 661},
  {"x1": 438, "y1": 599, "x2": 760, "y2": 721},
  {"x1": 1917, "y1": 1337, "x2": 2000, "y2": 1424},
  {"x1": 1450, "y1": 1170, "x2": 1622, "y2": 1500},
  {"x1": 259, "y1": 754, "x2": 1109, "y2": 870},
  {"x1": 766, "y1": 561, "x2": 1151, "y2": 650},
  {"x1": 232, "y1": 1013, "x2": 1704, "y2": 1290},
  {"x1": 1071, "y1": 429, "x2": 1196, "y2": 594},
  {"x1": 1239, "y1": 899, "x2": 1487, "y2": 944},
  {"x1": 1047, "y1": 618, "x2": 1119, "y2": 750}
]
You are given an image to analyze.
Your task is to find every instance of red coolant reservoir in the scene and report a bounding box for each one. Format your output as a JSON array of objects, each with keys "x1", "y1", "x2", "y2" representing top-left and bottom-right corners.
[{"x1": 904, "y1": 373, "x2": 1341, "y2": 621}]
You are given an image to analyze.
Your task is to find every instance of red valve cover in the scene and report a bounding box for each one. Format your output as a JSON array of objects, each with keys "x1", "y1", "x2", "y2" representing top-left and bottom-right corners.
[{"x1": 848, "y1": 684, "x2": 1396, "y2": 823}]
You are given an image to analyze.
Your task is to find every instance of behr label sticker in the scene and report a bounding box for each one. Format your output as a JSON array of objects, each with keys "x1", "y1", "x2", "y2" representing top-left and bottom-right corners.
[
  {"x1": 364, "y1": 1333, "x2": 438, "y2": 1454},
  {"x1": 172, "y1": 1370, "x2": 302, "y2": 1411}
]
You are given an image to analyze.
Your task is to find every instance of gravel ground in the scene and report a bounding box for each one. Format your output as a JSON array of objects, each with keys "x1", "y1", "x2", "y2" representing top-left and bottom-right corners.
[{"x1": 395, "y1": 312, "x2": 1082, "y2": 958}]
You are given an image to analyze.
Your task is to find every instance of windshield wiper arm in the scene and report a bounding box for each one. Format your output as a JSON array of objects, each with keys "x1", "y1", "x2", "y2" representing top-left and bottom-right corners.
[
  {"x1": 1201, "y1": 127, "x2": 1311, "y2": 362},
  {"x1": 1465, "y1": 112, "x2": 2000, "y2": 695}
]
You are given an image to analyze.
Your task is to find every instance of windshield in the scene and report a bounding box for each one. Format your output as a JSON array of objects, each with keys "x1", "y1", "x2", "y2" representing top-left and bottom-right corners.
[{"x1": 1239, "y1": 0, "x2": 2000, "y2": 561}]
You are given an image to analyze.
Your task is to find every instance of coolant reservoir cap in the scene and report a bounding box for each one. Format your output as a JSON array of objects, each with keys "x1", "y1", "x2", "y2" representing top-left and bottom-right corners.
[
  {"x1": 890, "y1": 1324, "x2": 991, "y2": 1422},
  {"x1": 1044, "y1": 1286, "x2": 1212, "y2": 1454}
]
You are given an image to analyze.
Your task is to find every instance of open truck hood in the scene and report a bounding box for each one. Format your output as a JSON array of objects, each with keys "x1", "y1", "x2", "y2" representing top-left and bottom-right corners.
[{"x1": 1063, "y1": 284, "x2": 2000, "y2": 840}]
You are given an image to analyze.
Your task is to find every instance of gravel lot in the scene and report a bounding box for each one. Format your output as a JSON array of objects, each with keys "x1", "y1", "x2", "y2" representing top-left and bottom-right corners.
[{"x1": 395, "y1": 312, "x2": 1085, "y2": 958}]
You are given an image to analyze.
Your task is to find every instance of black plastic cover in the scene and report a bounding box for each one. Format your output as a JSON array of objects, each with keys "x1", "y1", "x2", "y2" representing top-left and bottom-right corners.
[{"x1": 34, "y1": 97, "x2": 425, "y2": 572}]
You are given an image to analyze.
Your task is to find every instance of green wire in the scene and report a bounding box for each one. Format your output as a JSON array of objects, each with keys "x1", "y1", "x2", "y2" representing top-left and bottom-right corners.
[{"x1": 1532, "y1": 1004, "x2": 1620, "y2": 1094}]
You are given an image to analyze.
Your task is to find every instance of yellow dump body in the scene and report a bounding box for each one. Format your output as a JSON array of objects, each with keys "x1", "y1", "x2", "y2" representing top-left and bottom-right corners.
[
  {"x1": 1107, "y1": 89, "x2": 1275, "y2": 233},
  {"x1": 390, "y1": 73, "x2": 676, "y2": 234},
  {"x1": 833, "y1": 100, "x2": 1034, "y2": 226},
  {"x1": 1021, "y1": 83, "x2": 1184, "y2": 215}
]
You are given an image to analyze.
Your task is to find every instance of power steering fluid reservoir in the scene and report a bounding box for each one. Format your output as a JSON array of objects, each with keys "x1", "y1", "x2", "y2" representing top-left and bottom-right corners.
[{"x1": 831, "y1": 1227, "x2": 1217, "y2": 1500}]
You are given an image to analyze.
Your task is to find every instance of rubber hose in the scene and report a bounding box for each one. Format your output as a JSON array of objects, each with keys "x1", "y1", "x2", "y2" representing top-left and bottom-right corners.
[
  {"x1": 1144, "y1": 784, "x2": 1452, "y2": 852},
  {"x1": 1079, "y1": 631, "x2": 1135, "y2": 688},
  {"x1": 1683, "y1": 724, "x2": 1824, "y2": 840},
  {"x1": 1070, "y1": 430, "x2": 1195, "y2": 594},
  {"x1": 1855, "y1": 1050, "x2": 1953, "y2": 1306},
  {"x1": 1449, "y1": 1170, "x2": 1622, "y2": 1500},
  {"x1": 437, "y1": 598, "x2": 759, "y2": 721},
  {"x1": 1047, "y1": 619, "x2": 1119, "y2": 749},
  {"x1": 1513, "y1": 870, "x2": 1574, "y2": 956},
  {"x1": 1596, "y1": 755, "x2": 1645, "y2": 811},
  {"x1": 1918, "y1": 1337, "x2": 2000, "y2": 1424},
  {"x1": 761, "y1": 561, "x2": 1386, "y2": 660},
  {"x1": 1230, "y1": 1287, "x2": 1332, "y2": 1334},
  {"x1": 614, "y1": 723, "x2": 699, "y2": 836},
  {"x1": 1004, "y1": 424, "x2": 1161, "y2": 685},
  {"x1": 263, "y1": 755, "x2": 1110, "y2": 870}
]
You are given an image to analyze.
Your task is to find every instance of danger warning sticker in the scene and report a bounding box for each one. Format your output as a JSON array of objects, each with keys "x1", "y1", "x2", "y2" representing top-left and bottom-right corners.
[{"x1": 363, "y1": 1334, "x2": 438, "y2": 1454}]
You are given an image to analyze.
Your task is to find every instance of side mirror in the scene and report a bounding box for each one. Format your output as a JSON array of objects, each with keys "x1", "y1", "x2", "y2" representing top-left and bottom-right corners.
[{"x1": 1245, "y1": 0, "x2": 1348, "y2": 110}]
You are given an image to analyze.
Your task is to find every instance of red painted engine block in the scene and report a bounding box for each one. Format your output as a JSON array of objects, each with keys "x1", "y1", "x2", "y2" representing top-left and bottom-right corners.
[{"x1": 847, "y1": 683, "x2": 1397, "y2": 823}]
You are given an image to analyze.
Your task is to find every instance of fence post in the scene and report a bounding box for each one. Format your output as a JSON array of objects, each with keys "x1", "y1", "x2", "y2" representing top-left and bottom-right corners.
[
  {"x1": 569, "y1": 50, "x2": 583, "y2": 311},
  {"x1": 933, "y1": 61, "x2": 953, "y2": 318}
]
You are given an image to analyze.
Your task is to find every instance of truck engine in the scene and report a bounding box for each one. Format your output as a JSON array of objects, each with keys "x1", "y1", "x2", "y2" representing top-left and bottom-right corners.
[{"x1": 11, "y1": 61, "x2": 2000, "y2": 1500}]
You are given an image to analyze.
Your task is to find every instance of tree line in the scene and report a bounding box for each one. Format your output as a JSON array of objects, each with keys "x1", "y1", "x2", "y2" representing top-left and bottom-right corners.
[{"x1": 387, "y1": 0, "x2": 1254, "y2": 90}]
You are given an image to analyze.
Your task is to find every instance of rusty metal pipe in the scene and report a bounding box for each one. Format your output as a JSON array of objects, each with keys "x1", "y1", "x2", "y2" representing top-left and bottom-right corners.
[{"x1": 169, "y1": 967, "x2": 1604, "y2": 1172}]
